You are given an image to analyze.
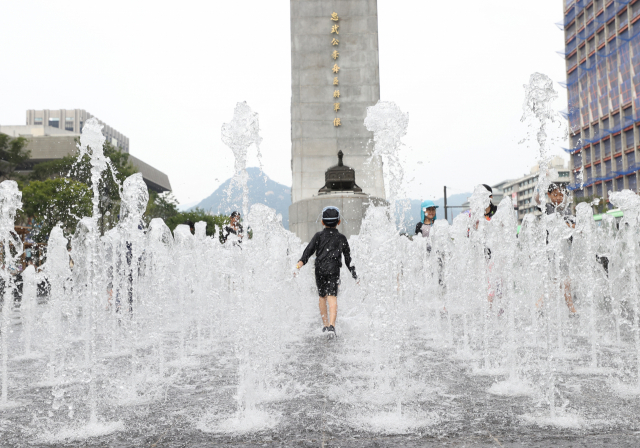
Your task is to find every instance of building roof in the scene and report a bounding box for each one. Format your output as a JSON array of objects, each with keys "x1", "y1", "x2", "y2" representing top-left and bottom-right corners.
[
  {"x1": 127, "y1": 154, "x2": 172, "y2": 193},
  {"x1": 0, "y1": 126, "x2": 171, "y2": 192}
]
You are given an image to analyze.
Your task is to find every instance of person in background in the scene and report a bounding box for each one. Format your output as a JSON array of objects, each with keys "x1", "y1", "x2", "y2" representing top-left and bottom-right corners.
[
  {"x1": 296, "y1": 206, "x2": 357, "y2": 339},
  {"x1": 536, "y1": 183, "x2": 575, "y2": 228},
  {"x1": 482, "y1": 184, "x2": 497, "y2": 221},
  {"x1": 221, "y1": 211, "x2": 243, "y2": 244},
  {"x1": 415, "y1": 200, "x2": 438, "y2": 239},
  {"x1": 535, "y1": 183, "x2": 577, "y2": 314},
  {"x1": 184, "y1": 220, "x2": 196, "y2": 235}
]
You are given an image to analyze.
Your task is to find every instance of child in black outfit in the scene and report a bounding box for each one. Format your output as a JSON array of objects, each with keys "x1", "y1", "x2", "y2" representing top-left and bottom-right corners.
[{"x1": 296, "y1": 206, "x2": 357, "y2": 338}]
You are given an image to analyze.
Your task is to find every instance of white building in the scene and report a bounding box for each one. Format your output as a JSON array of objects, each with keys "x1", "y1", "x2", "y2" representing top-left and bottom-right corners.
[{"x1": 502, "y1": 156, "x2": 571, "y2": 224}]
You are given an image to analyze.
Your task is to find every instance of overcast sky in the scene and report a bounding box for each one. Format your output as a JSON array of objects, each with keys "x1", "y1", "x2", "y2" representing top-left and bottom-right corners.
[{"x1": 1, "y1": 0, "x2": 567, "y2": 206}]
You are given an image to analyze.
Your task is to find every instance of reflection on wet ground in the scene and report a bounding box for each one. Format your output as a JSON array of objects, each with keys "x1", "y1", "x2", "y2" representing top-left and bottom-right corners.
[{"x1": 2, "y1": 304, "x2": 640, "y2": 448}]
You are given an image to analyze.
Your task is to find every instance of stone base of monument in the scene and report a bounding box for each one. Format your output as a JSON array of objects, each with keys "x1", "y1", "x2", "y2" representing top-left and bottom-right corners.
[{"x1": 289, "y1": 192, "x2": 386, "y2": 243}]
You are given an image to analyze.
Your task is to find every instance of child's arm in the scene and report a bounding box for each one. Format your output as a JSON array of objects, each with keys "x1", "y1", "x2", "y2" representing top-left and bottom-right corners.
[
  {"x1": 342, "y1": 238, "x2": 357, "y2": 279},
  {"x1": 297, "y1": 233, "x2": 319, "y2": 268}
]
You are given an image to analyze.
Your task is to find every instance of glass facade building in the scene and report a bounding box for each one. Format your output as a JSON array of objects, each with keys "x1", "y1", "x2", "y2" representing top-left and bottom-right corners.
[{"x1": 564, "y1": 0, "x2": 640, "y2": 208}]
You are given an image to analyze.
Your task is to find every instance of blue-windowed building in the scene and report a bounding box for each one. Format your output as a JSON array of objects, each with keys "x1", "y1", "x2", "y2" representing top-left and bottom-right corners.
[{"x1": 564, "y1": 0, "x2": 640, "y2": 206}]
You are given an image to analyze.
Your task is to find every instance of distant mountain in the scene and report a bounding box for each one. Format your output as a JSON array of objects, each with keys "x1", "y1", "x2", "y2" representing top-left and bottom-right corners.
[
  {"x1": 193, "y1": 167, "x2": 469, "y2": 233},
  {"x1": 193, "y1": 167, "x2": 292, "y2": 229}
]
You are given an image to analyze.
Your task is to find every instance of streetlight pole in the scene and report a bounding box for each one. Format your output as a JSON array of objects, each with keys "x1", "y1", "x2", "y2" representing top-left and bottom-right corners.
[{"x1": 444, "y1": 185, "x2": 448, "y2": 222}]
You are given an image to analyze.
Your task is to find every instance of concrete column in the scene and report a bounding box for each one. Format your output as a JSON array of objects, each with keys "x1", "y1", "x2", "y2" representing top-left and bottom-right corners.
[{"x1": 290, "y1": 0, "x2": 385, "y2": 208}]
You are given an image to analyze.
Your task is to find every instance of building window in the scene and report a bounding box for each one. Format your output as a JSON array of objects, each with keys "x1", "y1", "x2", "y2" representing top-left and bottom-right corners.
[
  {"x1": 628, "y1": 174, "x2": 638, "y2": 192},
  {"x1": 594, "y1": 143, "x2": 601, "y2": 160},
  {"x1": 596, "y1": 183, "x2": 603, "y2": 197},
  {"x1": 573, "y1": 153, "x2": 582, "y2": 168},
  {"x1": 605, "y1": 159, "x2": 612, "y2": 175},
  {"x1": 65, "y1": 117, "x2": 74, "y2": 131},
  {"x1": 586, "y1": 149, "x2": 592, "y2": 165},
  {"x1": 626, "y1": 129, "x2": 635, "y2": 149},
  {"x1": 614, "y1": 134, "x2": 622, "y2": 154},
  {"x1": 604, "y1": 139, "x2": 611, "y2": 156},
  {"x1": 571, "y1": 133, "x2": 581, "y2": 148},
  {"x1": 34, "y1": 117, "x2": 42, "y2": 125},
  {"x1": 628, "y1": 150, "x2": 636, "y2": 168},
  {"x1": 606, "y1": 180, "x2": 613, "y2": 195},
  {"x1": 48, "y1": 118, "x2": 59, "y2": 128},
  {"x1": 617, "y1": 176, "x2": 624, "y2": 191},
  {"x1": 615, "y1": 155, "x2": 623, "y2": 172},
  {"x1": 612, "y1": 112, "x2": 620, "y2": 129}
]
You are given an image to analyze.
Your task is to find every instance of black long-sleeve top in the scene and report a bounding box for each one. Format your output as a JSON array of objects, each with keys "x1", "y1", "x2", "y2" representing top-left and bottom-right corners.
[{"x1": 299, "y1": 228, "x2": 357, "y2": 279}]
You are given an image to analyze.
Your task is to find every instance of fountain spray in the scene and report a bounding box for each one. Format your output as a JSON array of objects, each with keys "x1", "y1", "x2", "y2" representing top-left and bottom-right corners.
[
  {"x1": 221, "y1": 101, "x2": 263, "y2": 230},
  {"x1": 0, "y1": 180, "x2": 22, "y2": 406},
  {"x1": 364, "y1": 100, "x2": 409, "y2": 207},
  {"x1": 521, "y1": 73, "x2": 559, "y2": 210}
]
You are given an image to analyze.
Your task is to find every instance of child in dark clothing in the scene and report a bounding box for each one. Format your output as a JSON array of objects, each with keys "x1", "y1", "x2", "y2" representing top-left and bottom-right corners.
[{"x1": 296, "y1": 206, "x2": 357, "y2": 338}]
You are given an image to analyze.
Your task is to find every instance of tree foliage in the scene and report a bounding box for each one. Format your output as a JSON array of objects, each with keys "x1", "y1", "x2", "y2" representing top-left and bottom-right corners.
[
  {"x1": 146, "y1": 191, "x2": 180, "y2": 223},
  {"x1": 0, "y1": 134, "x2": 31, "y2": 181},
  {"x1": 575, "y1": 195, "x2": 607, "y2": 214},
  {"x1": 164, "y1": 208, "x2": 229, "y2": 237},
  {"x1": 29, "y1": 140, "x2": 138, "y2": 235},
  {"x1": 21, "y1": 178, "x2": 92, "y2": 242}
]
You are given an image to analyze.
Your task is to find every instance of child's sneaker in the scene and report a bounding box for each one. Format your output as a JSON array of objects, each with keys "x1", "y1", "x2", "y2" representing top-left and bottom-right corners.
[
  {"x1": 327, "y1": 325, "x2": 337, "y2": 339},
  {"x1": 322, "y1": 326, "x2": 328, "y2": 333}
]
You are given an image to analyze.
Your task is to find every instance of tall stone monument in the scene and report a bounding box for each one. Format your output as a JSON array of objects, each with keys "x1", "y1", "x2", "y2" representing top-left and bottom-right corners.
[{"x1": 288, "y1": 0, "x2": 386, "y2": 242}]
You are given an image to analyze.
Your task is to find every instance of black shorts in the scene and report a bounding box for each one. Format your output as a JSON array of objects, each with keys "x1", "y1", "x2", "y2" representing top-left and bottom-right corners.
[{"x1": 315, "y1": 272, "x2": 340, "y2": 297}]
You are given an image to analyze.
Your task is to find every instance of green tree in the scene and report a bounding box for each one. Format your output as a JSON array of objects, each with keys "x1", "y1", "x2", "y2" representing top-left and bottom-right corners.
[
  {"x1": 575, "y1": 194, "x2": 606, "y2": 214},
  {"x1": 31, "y1": 140, "x2": 136, "y2": 184},
  {"x1": 0, "y1": 134, "x2": 31, "y2": 181},
  {"x1": 164, "y1": 208, "x2": 229, "y2": 237},
  {"x1": 29, "y1": 140, "x2": 138, "y2": 234},
  {"x1": 146, "y1": 190, "x2": 180, "y2": 223},
  {"x1": 21, "y1": 178, "x2": 92, "y2": 242}
]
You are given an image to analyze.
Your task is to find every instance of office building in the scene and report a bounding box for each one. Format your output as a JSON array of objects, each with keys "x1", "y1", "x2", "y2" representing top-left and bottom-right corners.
[
  {"x1": 563, "y1": 0, "x2": 640, "y2": 206},
  {"x1": 26, "y1": 109, "x2": 129, "y2": 153},
  {"x1": 1, "y1": 117, "x2": 171, "y2": 192}
]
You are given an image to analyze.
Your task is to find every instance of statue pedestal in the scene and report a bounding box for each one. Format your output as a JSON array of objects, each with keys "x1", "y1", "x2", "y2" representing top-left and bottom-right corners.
[{"x1": 288, "y1": 192, "x2": 386, "y2": 243}]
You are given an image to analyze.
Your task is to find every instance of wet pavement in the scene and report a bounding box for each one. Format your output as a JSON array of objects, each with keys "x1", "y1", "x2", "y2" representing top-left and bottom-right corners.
[{"x1": 2, "y1": 307, "x2": 640, "y2": 447}]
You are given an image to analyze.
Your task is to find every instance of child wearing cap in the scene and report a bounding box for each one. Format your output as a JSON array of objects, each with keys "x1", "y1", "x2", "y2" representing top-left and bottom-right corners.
[
  {"x1": 415, "y1": 200, "x2": 438, "y2": 239},
  {"x1": 296, "y1": 206, "x2": 357, "y2": 339}
]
